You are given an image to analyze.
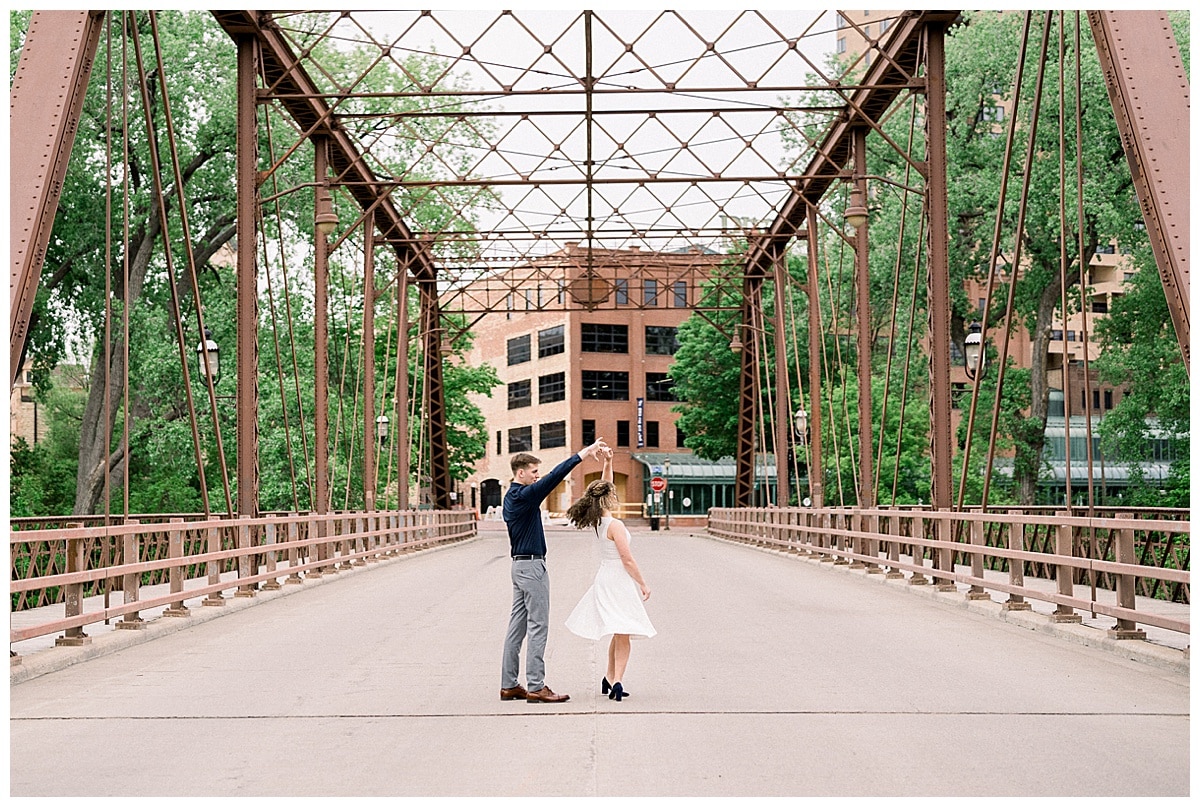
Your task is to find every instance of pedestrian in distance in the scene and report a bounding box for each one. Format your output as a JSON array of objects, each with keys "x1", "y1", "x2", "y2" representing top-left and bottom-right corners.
[
  {"x1": 564, "y1": 447, "x2": 655, "y2": 702},
  {"x1": 500, "y1": 438, "x2": 609, "y2": 704}
]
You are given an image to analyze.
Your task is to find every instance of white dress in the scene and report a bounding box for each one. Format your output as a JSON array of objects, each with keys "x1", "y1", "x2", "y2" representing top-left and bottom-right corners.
[{"x1": 565, "y1": 515, "x2": 656, "y2": 640}]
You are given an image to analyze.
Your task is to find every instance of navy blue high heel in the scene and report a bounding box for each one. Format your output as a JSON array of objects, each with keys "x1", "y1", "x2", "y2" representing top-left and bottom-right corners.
[
  {"x1": 602, "y1": 677, "x2": 630, "y2": 697},
  {"x1": 608, "y1": 681, "x2": 627, "y2": 701}
]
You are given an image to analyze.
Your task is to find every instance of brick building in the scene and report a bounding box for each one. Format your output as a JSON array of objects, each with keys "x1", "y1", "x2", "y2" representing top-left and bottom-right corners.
[{"x1": 457, "y1": 243, "x2": 728, "y2": 522}]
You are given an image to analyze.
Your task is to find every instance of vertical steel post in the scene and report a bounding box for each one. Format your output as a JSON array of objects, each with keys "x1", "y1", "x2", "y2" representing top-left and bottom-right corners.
[
  {"x1": 397, "y1": 261, "x2": 410, "y2": 510},
  {"x1": 771, "y1": 242, "x2": 790, "y2": 508},
  {"x1": 805, "y1": 208, "x2": 824, "y2": 509},
  {"x1": 235, "y1": 34, "x2": 259, "y2": 520},
  {"x1": 363, "y1": 227, "x2": 376, "y2": 512},
  {"x1": 925, "y1": 20, "x2": 954, "y2": 587},
  {"x1": 312, "y1": 137, "x2": 331, "y2": 569},
  {"x1": 419, "y1": 278, "x2": 452, "y2": 510},
  {"x1": 734, "y1": 270, "x2": 764, "y2": 508},
  {"x1": 1051, "y1": 515, "x2": 1082, "y2": 622},
  {"x1": 852, "y1": 128, "x2": 874, "y2": 510},
  {"x1": 1002, "y1": 521, "x2": 1031, "y2": 610}
]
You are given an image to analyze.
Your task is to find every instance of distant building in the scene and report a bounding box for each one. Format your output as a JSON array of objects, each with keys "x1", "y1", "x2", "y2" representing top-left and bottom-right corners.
[{"x1": 456, "y1": 242, "x2": 764, "y2": 522}]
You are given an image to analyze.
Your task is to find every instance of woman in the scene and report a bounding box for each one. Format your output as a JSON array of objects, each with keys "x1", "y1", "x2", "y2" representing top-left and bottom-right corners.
[{"x1": 564, "y1": 448, "x2": 654, "y2": 701}]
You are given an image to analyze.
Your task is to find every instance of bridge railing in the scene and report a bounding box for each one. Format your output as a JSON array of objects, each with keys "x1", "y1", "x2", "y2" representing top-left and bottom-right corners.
[
  {"x1": 708, "y1": 506, "x2": 1189, "y2": 638},
  {"x1": 9, "y1": 509, "x2": 477, "y2": 647}
]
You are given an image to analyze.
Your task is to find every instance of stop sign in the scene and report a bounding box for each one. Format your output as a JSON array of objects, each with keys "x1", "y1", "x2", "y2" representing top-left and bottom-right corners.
[{"x1": 650, "y1": 476, "x2": 667, "y2": 492}]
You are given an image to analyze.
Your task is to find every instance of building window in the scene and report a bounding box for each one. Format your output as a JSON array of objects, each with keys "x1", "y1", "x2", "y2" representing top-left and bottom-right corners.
[
  {"x1": 881, "y1": 18, "x2": 890, "y2": 33},
  {"x1": 582, "y1": 419, "x2": 596, "y2": 445},
  {"x1": 616, "y1": 420, "x2": 630, "y2": 447},
  {"x1": 1092, "y1": 298, "x2": 1108, "y2": 314},
  {"x1": 981, "y1": 105, "x2": 1004, "y2": 123},
  {"x1": 581, "y1": 370, "x2": 629, "y2": 400},
  {"x1": 1066, "y1": 330, "x2": 1076, "y2": 342},
  {"x1": 836, "y1": 37, "x2": 846, "y2": 54},
  {"x1": 1092, "y1": 390, "x2": 1102, "y2": 411},
  {"x1": 507, "y1": 334, "x2": 531, "y2": 365},
  {"x1": 1104, "y1": 389, "x2": 1114, "y2": 410},
  {"x1": 615, "y1": 278, "x2": 629, "y2": 305},
  {"x1": 643, "y1": 278, "x2": 658, "y2": 306},
  {"x1": 496, "y1": 430, "x2": 502, "y2": 455},
  {"x1": 508, "y1": 426, "x2": 533, "y2": 453},
  {"x1": 646, "y1": 372, "x2": 677, "y2": 402},
  {"x1": 508, "y1": 380, "x2": 532, "y2": 409},
  {"x1": 538, "y1": 324, "x2": 564, "y2": 357},
  {"x1": 540, "y1": 420, "x2": 566, "y2": 449},
  {"x1": 581, "y1": 323, "x2": 628, "y2": 353},
  {"x1": 1096, "y1": 243, "x2": 1117, "y2": 255},
  {"x1": 675, "y1": 425, "x2": 686, "y2": 448},
  {"x1": 1050, "y1": 329, "x2": 1063, "y2": 341},
  {"x1": 645, "y1": 420, "x2": 659, "y2": 448},
  {"x1": 672, "y1": 280, "x2": 688, "y2": 308},
  {"x1": 539, "y1": 372, "x2": 566, "y2": 404},
  {"x1": 646, "y1": 325, "x2": 679, "y2": 356},
  {"x1": 835, "y1": 13, "x2": 845, "y2": 29}
]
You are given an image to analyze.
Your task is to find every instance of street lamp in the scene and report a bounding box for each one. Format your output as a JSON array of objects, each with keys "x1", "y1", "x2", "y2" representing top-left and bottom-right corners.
[
  {"x1": 195, "y1": 328, "x2": 220, "y2": 386},
  {"x1": 314, "y1": 183, "x2": 338, "y2": 236},
  {"x1": 964, "y1": 322, "x2": 986, "y2": 381},
  {"x1": 794, "y1": 408, "x2": 808, "y2": 446},
  {"x1": 845, "y1": 186, "x2": 869, "y2": 232},
  {"x1": 376, "y1": 414, "x2": 389, "y2": 443},
  {"x1": 663, "y1": 458, "x2": 671, "y2": 531}
]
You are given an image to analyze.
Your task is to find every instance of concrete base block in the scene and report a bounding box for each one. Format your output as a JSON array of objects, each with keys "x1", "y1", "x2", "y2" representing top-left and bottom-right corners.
[
  {"x1": 162, "y1": 606, "x2": 190, "y2": 618},
  {"x1": 202, "y1": 595, "x2": 227, "y2": 606},
  {"x1": 115, "y1": 619, "x2": 147, "y2": 630},
  {"x1": 1002, "y1": 601, "x2": 1032, "y2": 612},
  {"x1": 55, "y1": 635, "x2": 92, "y2": 647},
  {"x1": 1108, "y1": 627, "x2": 1148, "y2": 640}
]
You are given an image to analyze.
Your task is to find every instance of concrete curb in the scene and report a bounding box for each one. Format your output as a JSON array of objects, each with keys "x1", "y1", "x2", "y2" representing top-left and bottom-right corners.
[
  {"x1": 10, "y1": 535, "x2": 479, "y2": 686},
  {"x1": 695, "y1": 530, "x2": 1190, "y2": 677}
]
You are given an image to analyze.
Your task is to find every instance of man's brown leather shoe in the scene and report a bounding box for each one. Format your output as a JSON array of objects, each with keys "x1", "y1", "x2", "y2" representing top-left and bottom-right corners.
[
  {"x1": 500, "y1": 686, "x2": 528, "y2": 701},
  {"x1": 526, "y1": 686, "x2": 569, "y2": 703}
]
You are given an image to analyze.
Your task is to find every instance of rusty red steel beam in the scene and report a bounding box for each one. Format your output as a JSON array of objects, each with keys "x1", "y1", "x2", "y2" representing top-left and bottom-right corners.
[
  {"x1": 1088, "y1": 11, "x2": 1190, "y2": 371},
  {"x1": 211, "y1": 11, "x2": 438, "y2": 282},
  {"x1": 9, "y1": 10, "x2": 106, "y2": 390},
  {"x1": 744, "y1": 9, "x2": 962, "y2": 271}
]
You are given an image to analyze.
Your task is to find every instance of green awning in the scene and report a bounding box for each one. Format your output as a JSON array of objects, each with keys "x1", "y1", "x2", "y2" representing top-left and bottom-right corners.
[{"x1": 632, "y1": 452, "x2": 778, "y2": 484}]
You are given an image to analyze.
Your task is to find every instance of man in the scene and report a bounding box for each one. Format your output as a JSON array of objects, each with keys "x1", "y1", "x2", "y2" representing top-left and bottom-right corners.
[{"x1": 500, "y1": 439, "x2": 607, "y2": 703}]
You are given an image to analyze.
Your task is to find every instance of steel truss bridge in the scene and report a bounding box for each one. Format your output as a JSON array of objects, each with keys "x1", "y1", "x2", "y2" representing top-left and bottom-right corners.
[{"x1": 8, "y1": 10, "x2": 1190, "y2": 654}]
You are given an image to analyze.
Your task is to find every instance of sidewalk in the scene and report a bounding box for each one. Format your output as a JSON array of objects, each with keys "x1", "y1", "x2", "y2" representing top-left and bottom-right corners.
[{"x1": 10, "y1": 521, "x2": 1189, "y2": 797}]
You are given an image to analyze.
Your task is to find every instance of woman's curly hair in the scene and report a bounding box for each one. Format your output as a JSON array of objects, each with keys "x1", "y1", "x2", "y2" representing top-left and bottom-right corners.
[{"x1": 566, "y1": 480, "x2": 617, "y2": 530}]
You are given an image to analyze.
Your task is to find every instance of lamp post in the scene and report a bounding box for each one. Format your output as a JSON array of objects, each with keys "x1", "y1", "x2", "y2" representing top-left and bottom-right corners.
[
  {"x1": 314, "y1": 182, "x2": 338, "y2": 236},
  {"x1": 964, "y1": 322, "x2": 986, "y2": 381},
  {"x1": 663, "y1": 458, "x2": 671, "y2": 531},
  {"x1": 375, "y1": 414, "x2": 389, "y2": 443},
  {"x1": 794, "y1": 408, "x2": 809, "y2": 504},
  {"x1": 195, "y1": 328, "x2": 220, "y2": 386},
  {"x1": 845, "y1": 186, "x2": 869, "y2": 233}
]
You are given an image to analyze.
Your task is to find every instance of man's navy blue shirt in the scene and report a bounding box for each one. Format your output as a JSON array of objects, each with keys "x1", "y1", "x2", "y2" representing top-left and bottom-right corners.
[{"x1": 503, "y1": 453, "x2": 581, "y2": 557}]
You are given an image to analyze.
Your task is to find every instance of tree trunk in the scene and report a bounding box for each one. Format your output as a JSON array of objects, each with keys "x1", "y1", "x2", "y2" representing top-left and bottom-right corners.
[
  {"x1": 72, "y1": 222, "x2": 158, "y2": 515},
  {"x1": 1015, "y1": 269, "x2": 1065, "y2": 505}
]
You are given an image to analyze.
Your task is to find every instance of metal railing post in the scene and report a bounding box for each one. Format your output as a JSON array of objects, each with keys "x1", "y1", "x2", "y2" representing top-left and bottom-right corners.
[
  {"x1": 934, "y1": 512, "x2": 957, "y2": 592},
  {"x1": 117, "y1": 520, "x2": 146, "y2": 629},
  {"x1": 55, "y1": 526, "x2": 92, "y2": 646},
  {"x1": 1051, "y1": 515, "x2": 1082, "y2": 623},
  {"x1": 1003, "y1": 521, "x2": 1031, "y2": 611},
  {"x1": 203, "y1": 524, "x2": 226, "y2": 606},
  {"x1": 286, "y1": 514, "x2": 303, "y2": 585},
  {"x1": 263, "y1": 516, "x2": 282, "y2": 590},
  {"x1": 1108, "y1": 513, "x2": 1147, "y2": 639},
  {"x1": 164, "y1": 517, "x2": 189, "y2": 617},
  {"x1": 885, "y1": 513, "x2": 904, "y2": 579},
  {"x1": 966, "y1": 519, "x2": 990, "y2": 599},
  {"x1": 236, "y1": 520, "x2": 256, "y2": 598},
  {"x1": 908, "y1": 514, "x2": 928, "y2": 585}
]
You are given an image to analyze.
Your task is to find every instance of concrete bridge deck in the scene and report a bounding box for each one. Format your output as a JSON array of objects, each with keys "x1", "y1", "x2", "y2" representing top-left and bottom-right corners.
[{"x1": 9, "y1": 521, "x2": 1189, "y2": 797}]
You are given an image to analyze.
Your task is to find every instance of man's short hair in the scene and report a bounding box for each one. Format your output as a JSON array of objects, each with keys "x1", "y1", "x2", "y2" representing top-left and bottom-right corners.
[{"x1": 511, "y1": 453, "x2": 540, "y2": 474}]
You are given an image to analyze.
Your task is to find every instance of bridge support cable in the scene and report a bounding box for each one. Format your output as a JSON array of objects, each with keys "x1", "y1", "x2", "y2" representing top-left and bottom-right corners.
[
  {"x1": 363, "y1": 228, "x2": 378, "y2": 513},
  {"x1": 979, "y1": 15, "x2": 1054, "y2": 512},
  {"x1": 733, "y1": 269, "x2": 765, "y2": 508},
  {"x1": 956, "y1": 12, "x2": 1034, "y2": 516},
  {"x1": 1088, "y1": 11, "x2": 1190, "y2": 371},
  {"x1": 130, "y1": 15, "x2": 232, "y2": 518}
]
